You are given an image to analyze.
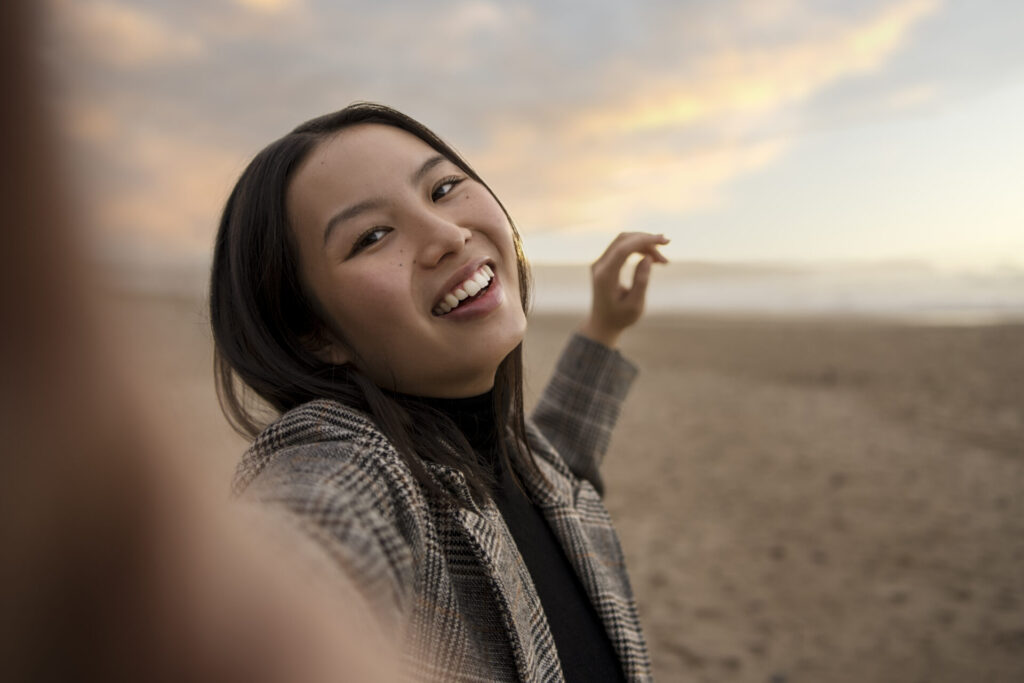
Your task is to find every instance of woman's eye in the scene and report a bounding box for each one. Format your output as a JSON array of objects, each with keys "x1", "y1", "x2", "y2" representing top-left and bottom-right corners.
[
  {"x1": 349, "y1": 226, "x2": 391, "y2": 256},
  {"x1": 431, "y1": 175, "x2": 464, "y2": 202}
]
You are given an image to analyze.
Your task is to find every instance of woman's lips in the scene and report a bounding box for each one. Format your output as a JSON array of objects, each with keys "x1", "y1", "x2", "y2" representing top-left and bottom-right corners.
[
  {"x1": 435, "y1": 271, "x2": 504, "y2": 321},
  {"x1": 432, "y1": 263, "x2": 495, "y2": 316}
]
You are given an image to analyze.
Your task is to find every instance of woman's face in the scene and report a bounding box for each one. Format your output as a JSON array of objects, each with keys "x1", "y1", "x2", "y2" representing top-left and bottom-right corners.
[{"x1": 287, "y1": 124, "x2": 528, "y2": 398}]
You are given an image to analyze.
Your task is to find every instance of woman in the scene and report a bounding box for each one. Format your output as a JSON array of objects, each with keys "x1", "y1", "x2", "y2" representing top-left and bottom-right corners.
[{"x1": 210, "y1": 103, "x2": 668, "y2": 682}]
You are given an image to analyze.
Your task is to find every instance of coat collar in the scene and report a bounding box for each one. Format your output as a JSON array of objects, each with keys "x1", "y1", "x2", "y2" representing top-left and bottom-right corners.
[{"x1": 238, "y1": 398, "x2": 647, "y2": 680}]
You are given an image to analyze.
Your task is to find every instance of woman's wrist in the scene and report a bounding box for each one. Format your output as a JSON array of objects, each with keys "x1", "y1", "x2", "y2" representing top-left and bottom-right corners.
[{"x1": 578, "y1": 318, "x2": 622, "y2": 349}]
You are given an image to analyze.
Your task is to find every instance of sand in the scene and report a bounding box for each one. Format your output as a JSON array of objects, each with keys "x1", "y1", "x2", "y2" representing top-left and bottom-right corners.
[{"x1": 116, "y1": 291, "x2": 1024, "y2": 682}]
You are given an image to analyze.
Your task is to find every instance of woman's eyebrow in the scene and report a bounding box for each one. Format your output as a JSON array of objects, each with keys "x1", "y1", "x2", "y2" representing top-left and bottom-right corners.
[
  {"x1": 323, "y1": 197, "x2": 384, "y2": 246},
  {"x1": 322, "y1": 154, "x2": 448, "y2": 247},
  {"x1": 410, "y1": 154, "x2": 445, "y2": 184}
]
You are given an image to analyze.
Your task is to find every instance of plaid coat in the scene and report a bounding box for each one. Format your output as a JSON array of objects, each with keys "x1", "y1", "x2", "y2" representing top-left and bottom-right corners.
[{"x1": 234, "y1": 334, "x2": 653, "y2": 682}]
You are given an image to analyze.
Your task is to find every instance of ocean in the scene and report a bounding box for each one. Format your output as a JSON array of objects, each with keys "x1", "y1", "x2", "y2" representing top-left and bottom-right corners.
[{"x1": 531, "y1": 262, "x2": 1024, "y2": 323}]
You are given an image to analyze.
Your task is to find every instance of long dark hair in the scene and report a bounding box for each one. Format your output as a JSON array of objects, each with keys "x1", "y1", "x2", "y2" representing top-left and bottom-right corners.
[{"x1": 210, "y1": 103, "x2": 538, "y2": 504}]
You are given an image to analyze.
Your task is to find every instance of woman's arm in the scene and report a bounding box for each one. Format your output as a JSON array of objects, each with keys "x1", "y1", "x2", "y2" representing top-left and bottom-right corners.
[
  {"x1": 243, "y1": 443, "x2": 418, "y2": 633},
  {"x1": 530, "y1": 232, "x2": 668, "y2": 494},
  {"x1": 531, "y1": 333, "x2": 638, "y2": 494}
]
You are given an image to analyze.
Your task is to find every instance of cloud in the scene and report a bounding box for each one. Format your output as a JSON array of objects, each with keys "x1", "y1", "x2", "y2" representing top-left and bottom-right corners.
[
  {"x1": 883, "y1": 83, "x2": 939, "y2": 112},
  {"x1": 231, "y1": 0, "x2": 304, "y2": 13},
  {"x1": 47, "y1": 0, "x2": 970, "y2": 264},
  {"x1": 48, "y1": 0, "x2": 205, "y2": 69},
  {"x1": 447, "y1": 1, "x2": 506, "y2": 35},
  {"x1": 63, "y1": 101, "x2": 119, "y2": 146},
  {"x1": 70, "y1": 122, "x2": 246, "y2": 258},
  {"x1": 471, "y1": 0, "x2": 941, "y2": 235},
  {"x1": 574, "y1": 0, "x2": 941, "y2": 135},
  {"x1": 476, "y1": 120, "x2": 785, "y2": 234}
]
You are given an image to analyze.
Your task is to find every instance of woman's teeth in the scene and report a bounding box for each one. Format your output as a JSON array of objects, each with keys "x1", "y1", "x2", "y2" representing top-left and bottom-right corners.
[{"x1": 433, "y1": 264, "x2": 494, "y2": 316}]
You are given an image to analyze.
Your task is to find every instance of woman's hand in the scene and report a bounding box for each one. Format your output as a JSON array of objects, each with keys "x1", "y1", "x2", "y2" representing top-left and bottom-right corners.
[{"x1": 579, "y1": 232, "x2": 669, "y2": 348}]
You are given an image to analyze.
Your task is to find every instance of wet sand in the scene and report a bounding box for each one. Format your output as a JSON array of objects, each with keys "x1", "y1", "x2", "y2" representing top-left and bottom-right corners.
[{"x1": 119, "y1": 292, "x2": 1024, "y2": 682}]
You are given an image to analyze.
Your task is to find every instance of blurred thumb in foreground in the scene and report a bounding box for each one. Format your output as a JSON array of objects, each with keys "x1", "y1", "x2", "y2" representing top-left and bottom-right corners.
[{"x1": 0, "y1": 4, "x2": 399, "y2": 681}]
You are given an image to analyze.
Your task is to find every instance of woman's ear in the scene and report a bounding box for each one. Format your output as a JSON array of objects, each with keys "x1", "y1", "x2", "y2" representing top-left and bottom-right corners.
[{"x1": 302, "y1": 328, "x2": 351, "y2": 366}]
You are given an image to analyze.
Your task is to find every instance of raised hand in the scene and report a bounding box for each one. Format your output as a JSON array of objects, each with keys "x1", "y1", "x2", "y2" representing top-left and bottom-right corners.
[{"x1": 579, "y1": 232, "x2": 669, "y2": 348}]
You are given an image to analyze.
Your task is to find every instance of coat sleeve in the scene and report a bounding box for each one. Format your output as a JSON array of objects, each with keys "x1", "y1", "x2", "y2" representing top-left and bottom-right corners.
[
  {"x1": 529, "y1": 332, "x2": 638, "y2": 496},
  {"x1": 241, "y1": 443, "x2": 416, "y2": 637}
]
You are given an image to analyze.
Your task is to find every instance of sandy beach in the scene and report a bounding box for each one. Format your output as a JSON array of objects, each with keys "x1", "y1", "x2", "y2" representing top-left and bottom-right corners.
[{"x1": 117, "y1": 291, "x2": 1024, "y2": 682}]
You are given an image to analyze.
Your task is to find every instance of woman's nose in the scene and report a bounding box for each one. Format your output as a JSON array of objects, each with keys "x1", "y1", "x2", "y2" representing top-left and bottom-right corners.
[{"x1": 417, "y1": 212, "x2": 471, "y2": 267}]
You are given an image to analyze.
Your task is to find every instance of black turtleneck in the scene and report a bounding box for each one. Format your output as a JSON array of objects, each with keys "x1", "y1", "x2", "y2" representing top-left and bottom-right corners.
[{"x1": 398, "y1": 390, "x2": 627, "y2": 683}]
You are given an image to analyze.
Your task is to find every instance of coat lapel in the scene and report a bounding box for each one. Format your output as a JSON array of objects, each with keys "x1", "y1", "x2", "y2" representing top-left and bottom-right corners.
[
  {"x1": 518, "y1": 425, "x2": 651, "y2": 681},
  {"x1": 423, "y1": 460, "x2": 565, "y2": 682}
]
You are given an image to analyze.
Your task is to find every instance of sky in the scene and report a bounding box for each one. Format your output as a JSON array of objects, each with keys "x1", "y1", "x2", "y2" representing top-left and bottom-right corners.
[{"x1": 44, "y1": 0, "x2": 1024, "y2": 268}]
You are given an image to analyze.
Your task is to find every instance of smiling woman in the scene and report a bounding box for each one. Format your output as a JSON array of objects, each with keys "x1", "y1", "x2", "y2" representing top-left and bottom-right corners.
[
  {"x1": 209, "y1": 102, "x2": 668, "y2": 682},
  {"x1": 286, "y1": 124, "x2": 527, "y2": 398}
]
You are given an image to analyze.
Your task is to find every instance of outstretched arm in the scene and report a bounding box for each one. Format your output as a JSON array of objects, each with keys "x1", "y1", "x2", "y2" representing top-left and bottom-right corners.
[{"x1": 531, "y1": 232, "x2": 668, "y2": 494}]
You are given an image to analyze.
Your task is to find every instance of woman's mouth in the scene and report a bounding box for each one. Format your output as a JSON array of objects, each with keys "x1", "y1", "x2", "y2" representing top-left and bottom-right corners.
[{"x1": 432, "y1": 264, "x2": 494, "y2": 316}]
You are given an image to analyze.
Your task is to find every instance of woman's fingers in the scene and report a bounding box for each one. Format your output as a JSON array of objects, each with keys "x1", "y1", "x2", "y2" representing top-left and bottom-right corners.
[
  {"x1": 592, "y1": 232, "x2": 669, "y2": 283},
  {"x1": 624, "y1": 255, "x2": 653, "y2": 307},
  {"x1": 580, "y1": 232, "x2": 669, "y2": 348}
]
